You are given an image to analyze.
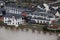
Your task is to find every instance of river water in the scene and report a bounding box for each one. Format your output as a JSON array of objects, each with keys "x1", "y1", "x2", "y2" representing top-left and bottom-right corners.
[{"x1": 0, "y1": 27, "x2": 58, "y2": 40}]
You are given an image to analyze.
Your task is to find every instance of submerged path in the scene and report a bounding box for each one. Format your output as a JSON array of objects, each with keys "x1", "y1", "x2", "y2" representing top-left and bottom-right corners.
[{"x1": 0, "y1": 27, "x2": 58, "y2": 40}]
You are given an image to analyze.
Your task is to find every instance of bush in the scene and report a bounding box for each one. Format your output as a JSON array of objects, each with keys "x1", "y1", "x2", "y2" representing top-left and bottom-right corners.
[
  {"x1": 0, "y1": 21, "x2": 7, "y2": 26},
  {"x1": 0, "y1": 21, "x2": 4, "y2": 24},
  {"x1": 57, "y1": 19, "x2": 60, "y2": 24}
]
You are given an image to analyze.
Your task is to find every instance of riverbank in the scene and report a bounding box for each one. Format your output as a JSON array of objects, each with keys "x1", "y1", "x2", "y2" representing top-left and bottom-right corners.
[{"x1": 0, "y1": 23, "x2": 60, "y2": 34}]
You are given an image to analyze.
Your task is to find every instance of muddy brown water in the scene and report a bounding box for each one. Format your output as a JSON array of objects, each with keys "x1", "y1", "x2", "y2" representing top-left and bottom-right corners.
[{"x1": 0, "y1": 27, "x2": 58, "y2": 40}]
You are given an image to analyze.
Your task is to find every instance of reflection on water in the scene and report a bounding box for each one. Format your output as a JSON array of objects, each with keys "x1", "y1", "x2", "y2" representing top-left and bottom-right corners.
[{"x1": 0, "y1": 27, "x2": 58, "y2": 40}]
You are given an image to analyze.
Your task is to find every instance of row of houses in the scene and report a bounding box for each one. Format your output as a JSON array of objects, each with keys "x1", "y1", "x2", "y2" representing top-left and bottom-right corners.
[
  {"x1": 0, "y1": 1, "x2": 60, "y2": 27},
  {"x1": 0, "y1": 2, "x2": 25, "y2": 27},
  {"x1": 4, "y1": 13, "x2": 24, "y2": 27},
  {"x1": 26, "y1": 11, "x2": 55, "y2": 24}
]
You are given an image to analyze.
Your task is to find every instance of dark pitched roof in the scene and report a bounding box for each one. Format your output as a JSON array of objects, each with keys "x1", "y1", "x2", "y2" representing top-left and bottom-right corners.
[
  {"x1": 0, "y1": 8, "x2": 5, "y2": 11},
  {"x1": 31, "y1": 17, "x2": 47, "y2": 20},
  {"x1": 4, "y1": 13, "x2": 22, "y2": 19},
  {"x1": 5, "y1": 2, "x2": 33, "y2": 11},
  {"x1": 49, "y1": 6, "x2": 58, "y2": 15},
  {"x1": 57, "y1": 7, "x2": 60, "y2": 13},
  {"x1": 0, "y1": 8, "x2": 2, "y2": 14},
  {"x1": 0, "y1": 0, "x2": 6, "y2": 1},
  {"x1": 32, "y1": 12, "x2": 47, "y2": 15},
  {"x1": 5, "y1": 2, "x2": 17, "y2": 7},
  {"x1": 0, "y1": 8, "x2": 5, "y2": 16}
]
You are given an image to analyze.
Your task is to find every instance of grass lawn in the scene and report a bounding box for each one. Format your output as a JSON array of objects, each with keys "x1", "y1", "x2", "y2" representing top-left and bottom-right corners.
[
  {"x1": 0, "y1": 22, "x2": 47, "y2": 31},
  {"x1": 57, "y1": 19, "x2": 60, "y2": 25},
  {"x1": 0, "y1": 21, "x2": 7, "y2": 26},
  {"x1": 19, "y1": 23, "x2": 47, "y2": 30}
]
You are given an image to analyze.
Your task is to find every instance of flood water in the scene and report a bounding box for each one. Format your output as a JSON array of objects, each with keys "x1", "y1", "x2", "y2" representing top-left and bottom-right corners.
[{"x1": 0, "y1": 27, "x2": 58, "y2": 40}]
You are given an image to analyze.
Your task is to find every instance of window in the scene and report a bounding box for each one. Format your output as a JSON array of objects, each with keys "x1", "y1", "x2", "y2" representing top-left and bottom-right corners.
[
  {"x1": 8, "y1": 20, "x2": 11, "y2": 22},
  {"x1": 41, "y1": 14, "x2": 43, "y2": 16},
  {"x1": 13, "y1": 19, "x2": 14, "y2": 21},
  {"x1": 9, "y1": 22, "x2": 11, "y2": 24},
  {"x1": 48, "y1": 16, "x2": 53, "y2": 18},
  {"x1": 15, "y1": 19, "x2": 17, "y2": 21},
  {"x1": 43, "y1": 21, "x2": 45, "y2": 23},
  {"x1": 18, "y1": 22, "x2": 19, "y2": 24},
  {"x1": 13, "y1": 23, "x2": 14, "y2": 24},
  {"x1": 44, "y1": 18, "x2": 46, "y2": 20},
  {"x1": 5, "y1": 17, "x2": 6, "y2": 19},
  {"x1": 19, "y1": 11, "x2": 21, "y2": 14},
  {"x1": 21, "y1": 0, "x2": 27, "y2": 2},
  {"x1": 5, "y1": 21, "x2": 7, "y2": 22},
  {"x1": 46, "y1": 22, "x2": 49, "y2": 24},
  {"x1": 16, "y1": 23, "x2": 17, "y2": 25},
  {"x1": 41, "y1": 21, "x2": 42, "y2": 23},
  {"x1": 14, "y1": 9, "x2": 16, "y2": 14}
]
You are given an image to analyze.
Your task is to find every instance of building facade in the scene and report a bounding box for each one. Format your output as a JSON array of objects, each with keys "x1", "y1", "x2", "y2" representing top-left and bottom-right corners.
[
  {"x1": 4, "y1": 13, "x2": 24, "y2": 27},
  {"x1": 26, "y1": 8, "x2": 55, "y2": 24}
]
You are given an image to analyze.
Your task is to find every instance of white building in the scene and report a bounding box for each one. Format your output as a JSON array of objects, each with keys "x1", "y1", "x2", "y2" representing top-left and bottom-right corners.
[
  {"x1": 43, "y1": 3, "x2": 50, "y2": 12},
  {"x1": 55, "y1": 11, "x2": 60, "y2": 17},
  {"x1": 27, "y1": 11, "x2": 55, "y2": 24},
  {"x1": 4, "y1": 13, "x2": 24, "y2": 27},
  {"x1": 30, "y1": 18, "x2": 52, "y2": 24}
]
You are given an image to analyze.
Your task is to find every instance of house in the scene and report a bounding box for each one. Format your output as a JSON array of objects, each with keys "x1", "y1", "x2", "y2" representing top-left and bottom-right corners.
[
  {"x1": 55, "y1": 11, "x2": 60, "y2": 17},
  {"x1": 4, "y1": 2, "x2": 23, "y2": 14},
  {"x1": 43, "y1": 3, "x2": 50, "y2": 12},
  {"x1": 52, "y1": 6, "x2": 58, "y2": 10},
  {"x1": 56, "y1": 7, "x2": 60, "y2": 17},
  {"x1": 49, "y1": 6, "x2": 60, "y2": 17},
  {"x1": 3, "y1": 2, "x2": 33, "y2": 26},
  {"x1": 57, "y1": 7, "x2": 60, "y2": 13},
  {"x1": 26, "y1": 10, "x2": 55, "y2": 24},
  {"x1": 0, "y1": 1, "x2": 5, "y2": 8},
  {"x1": 4, "y1": 2, "x2": 33, "y2": 15},
  {"x1": 30, "y1": 17, "x2": 52, "y2": 24},
  {"x1": 4, "y1": 13, "x2": 24, "y2": 27},
  {"x1": 6, "y1": 0, "x2": 16, "y2": 2},
  {"x1": 28, "y1": 16, "x2": 55, "y2": 24}
]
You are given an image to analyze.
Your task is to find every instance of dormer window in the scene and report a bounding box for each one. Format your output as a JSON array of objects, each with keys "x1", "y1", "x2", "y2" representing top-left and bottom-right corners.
[
  {"x1": 41, "y1": 14, "x2": 43, "y2": 16},
  {"x1": 12, "y1": 16, "x2": 15, "y2": 19},
  {"x1": 48, "y1": 16, "x2": 53, "y2": 18},
  {"x1": 18, "y1": 22, "x2": 19, "y2": 24},
  {"x1": 13, "y1": 19, "x2": 14, "y2": 21},
  {"x1": 8, "y1": 20, "x2": 11, "y2": 22}
]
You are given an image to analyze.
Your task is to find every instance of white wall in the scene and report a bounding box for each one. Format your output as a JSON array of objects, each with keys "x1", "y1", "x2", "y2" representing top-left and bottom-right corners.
[
  {"x1": 43, "y1": 3, "x2": 50, "y2": 12},
  {"x1": 28, "y1": 14, "x2": 55, "y2": 24},
  {"x1": 4, "y1": 6, "x2": 22, "y2": 14},
  {"x1": 31, "y1": 19, "x2": 52, "y2": 24},
  {"x1": 4, "y1": 17, "x2": 24, "y2": 26}
]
